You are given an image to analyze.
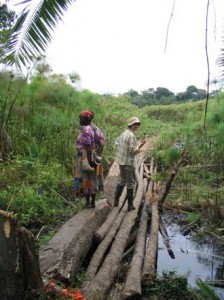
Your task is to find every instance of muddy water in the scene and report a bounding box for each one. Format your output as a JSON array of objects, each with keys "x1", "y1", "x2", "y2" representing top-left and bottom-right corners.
[{"x1": 157, "y1": 213, "x2": 224, "y2": 299}]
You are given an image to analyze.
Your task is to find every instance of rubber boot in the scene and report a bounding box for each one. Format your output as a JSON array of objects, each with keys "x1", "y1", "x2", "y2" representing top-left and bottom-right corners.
[
  {"x1": 127, "y1": 189, "x2": 135, "y2": 212},
  {"x1": 84, "y1": 195, "x2": 91, "y2": 208},
  {"x1": 91, "y1": 194, "x2": 96, "y2": 208},
  {"x1": 114, "y1": 184, "x2": 124, "y2": 207}
]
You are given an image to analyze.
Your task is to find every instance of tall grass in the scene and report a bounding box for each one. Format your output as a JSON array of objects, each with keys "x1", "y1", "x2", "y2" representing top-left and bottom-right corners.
[{"x1": 1, "y1": 68, "x2": 224, "y2": 231}]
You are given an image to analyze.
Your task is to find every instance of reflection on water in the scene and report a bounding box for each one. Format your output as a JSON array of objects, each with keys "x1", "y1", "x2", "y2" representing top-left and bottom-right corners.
[{"x1": 157, "y1": 218, "x2": 224, "y2": 299}]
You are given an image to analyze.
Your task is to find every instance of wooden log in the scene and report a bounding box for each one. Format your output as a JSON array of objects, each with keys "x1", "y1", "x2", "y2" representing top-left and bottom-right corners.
[
  {"x1": 102, "y1": 160, "x2": 120, "y2": 206},
  {"x1": 83, "y1": 162, "x2": 144, "y2": 300},
  {"x1": 0, "y1": 210, "x2": 43, "y2": 300},
  {"x1": 142, "y1": 189, "x2": 159, "y2": 284},
  {"x1": 143, "y1": 171, "x2": 151, "y2": 180},
  {"x1": 94, "y1": 189, "x2": 127, "y2": 242},
  {"x1": 123, "y1": 199, "x2": 149, "y2": 297},
  {"x1": 83, "y1": 214, "x2": 139, "y2": 299},
  {"x1": 84, "y1": 209, "x2": 127, "y2": 282},
  {"x1": 39, "y1": 199, "x2": 110, "y2": 282},
  {"x1": 94, "y1": 207, "x2": 120, "y2": 242},
  {"x1": 122, "y1": 178, "x2": 153, "y2": 298},
  {"x1": 144, "y1": 163, "x2": 151, "y2": 175},
  {"x1": 143, "y1": 177, "x2": 149, "y2": 194},
  {"x1": 150, "y1": 157, "x2": 155, "y2": 174}
]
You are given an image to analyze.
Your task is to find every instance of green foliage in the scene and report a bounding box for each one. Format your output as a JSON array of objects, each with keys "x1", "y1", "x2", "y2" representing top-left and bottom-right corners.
[
  {"x1": 166, "y1": 147, "x2": 181, "y2": 164},
  {"x1": 0, "y1": 157, "x2": 79, "y2": 227},
  {"x1": 2, "y1": 0, "x2": 76, "y2": 67},
  {"x1": 124, "y1": 85, "x2": 207, "y2": 108},
  {"x1": 28, "y1": 75, "x2": 77, "y2": 106},
  {"x1": 143, "y1": 272, "x2": 195, "y2": 300},
  {"x1": 186, "y1": 212, "x2": 201, "y2": 223},
  {"x1": 0, "y1": 66, "x2": 224, "y2": 240},
  {"x1": 195, "y1": 279, "x2": 221, "y2": 300},
  {"x1": 0, "y1": 4, "x2": 16, "y2": 61},
  {"x1": 0, "y1": 4, "x2": 16, "y2": 30},
  {"x1": 154, "y1": 147, "x2": 181, "y2": 166}
]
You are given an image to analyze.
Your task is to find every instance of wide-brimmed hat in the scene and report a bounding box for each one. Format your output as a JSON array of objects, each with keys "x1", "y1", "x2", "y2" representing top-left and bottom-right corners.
[{"x1": 128, "y1": 117, "x2": 141, "y2": 127}]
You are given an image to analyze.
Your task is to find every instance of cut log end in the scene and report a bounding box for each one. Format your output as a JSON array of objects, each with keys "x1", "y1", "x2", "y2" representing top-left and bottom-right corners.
[
  {"x1": 123, "y1": 289, "x2": 141, "y2": 298},
  {"x1": 142, "y1": 272, "x2": 155, "y2": 285}
]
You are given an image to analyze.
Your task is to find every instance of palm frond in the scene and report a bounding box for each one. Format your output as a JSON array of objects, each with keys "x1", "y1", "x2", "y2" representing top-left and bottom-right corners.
[
  {"x1": 196, "y1": 279, "x2": 221, "y2": 300},
  {"x1": 2, "y1": 0, "x2": 76, "y2": 68}
]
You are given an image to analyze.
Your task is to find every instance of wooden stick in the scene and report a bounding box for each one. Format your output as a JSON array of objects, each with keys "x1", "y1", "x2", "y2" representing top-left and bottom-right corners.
[
  {"x1": 159, "y1": 217, "x2": 175, "y2": 259},
  {"x1": 159, "y1": 150, "x2": 187, "y2": 207}
]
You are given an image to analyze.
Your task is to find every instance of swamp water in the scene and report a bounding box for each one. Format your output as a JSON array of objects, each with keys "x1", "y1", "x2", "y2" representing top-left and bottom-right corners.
[{"x1": 158, "y1": 213, "x2": 224, "y2": 299}]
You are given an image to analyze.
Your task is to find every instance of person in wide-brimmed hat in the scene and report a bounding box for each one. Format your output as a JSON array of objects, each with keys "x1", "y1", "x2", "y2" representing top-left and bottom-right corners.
[
  {"x1": 74, "y1": 110, "x2": 105, "y2": 208},
  {"x1": 114, "y1": 116, "x2": 145, "y2": 211}
]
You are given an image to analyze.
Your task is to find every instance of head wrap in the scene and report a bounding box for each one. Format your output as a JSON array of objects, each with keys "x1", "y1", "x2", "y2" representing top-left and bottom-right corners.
[{"x1": 80, "y1": 110, "x2": 94, "y2": 119}]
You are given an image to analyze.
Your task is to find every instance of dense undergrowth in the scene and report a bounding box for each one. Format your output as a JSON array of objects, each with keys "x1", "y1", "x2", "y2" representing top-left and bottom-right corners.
[
  {"x1": 1, "y1": 69, "x2": 224, "y2": 237},
  {"x1": 1, "y1": 69, "x2": 224, "y2": 299}
]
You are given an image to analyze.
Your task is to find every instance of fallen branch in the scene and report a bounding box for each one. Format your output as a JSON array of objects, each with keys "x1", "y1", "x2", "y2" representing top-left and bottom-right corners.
[
  {"x1": 122, "y1": 244, "x2": 135, "y2": 260},
  {"x1": 159, "y1": 150, "x2": 187, "y2": 207},
  {"x1": 159, "y1": 217, "x2": 175, "y2": 259},
  {"x1": 50, "y1": 188, "x2": 76, "y2": 209}
]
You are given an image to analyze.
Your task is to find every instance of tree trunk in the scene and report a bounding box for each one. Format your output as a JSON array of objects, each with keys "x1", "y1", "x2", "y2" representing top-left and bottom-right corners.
[
  {"x1": 142, "y1": 192, "x2": 159, "y2": 284},
  {"x1": 102, "y1": 160, "x2": 120, "y2": 206},
  {"x1": 39, "y1": 199, "x2": 110, "y2": 282},
  {"x1": 0, "y1": 210, "x2": 43, "y2": 300},
  {"x1": 123, "y1": 199, "x2": 149, "y2": 297},
  {"x1": 84, "y1": 209, "x2": 127, "y2": 282},
  {"x1": 94, "y1": 189, "x2": 127, "y2": 242},
  {"x1": 122, "y1": 175, "x2": 153, "y2": 297}
]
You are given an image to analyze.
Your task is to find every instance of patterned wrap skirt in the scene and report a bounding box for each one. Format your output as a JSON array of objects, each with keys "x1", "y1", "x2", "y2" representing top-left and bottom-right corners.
[{"x1": 74, "y1": 149, "x2": 104, "y2": 197}]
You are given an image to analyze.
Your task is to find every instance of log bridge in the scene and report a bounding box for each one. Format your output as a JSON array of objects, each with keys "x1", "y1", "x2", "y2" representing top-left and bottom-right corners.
[{"x1": 0, "y1": 141, "x2": 187, "y2": 300}]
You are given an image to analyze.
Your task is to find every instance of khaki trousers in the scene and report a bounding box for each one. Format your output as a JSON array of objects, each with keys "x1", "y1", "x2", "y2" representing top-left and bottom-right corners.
[{"x1": 118, "y1": 165, "x2": 136, "y2": 189}]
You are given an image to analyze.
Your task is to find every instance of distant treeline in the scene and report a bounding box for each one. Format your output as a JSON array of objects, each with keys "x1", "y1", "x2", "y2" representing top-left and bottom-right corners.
[{"x1": 121, "y1": 85, "x2": 217, "y2": 107}]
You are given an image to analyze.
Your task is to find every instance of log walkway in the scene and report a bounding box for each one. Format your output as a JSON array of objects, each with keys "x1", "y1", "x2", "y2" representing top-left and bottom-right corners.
[
  {"x1": 39, "y1": 139, "x2": 187, "y2": 299},
  {"x1": 0, "y1": 139, "x2": 187, "y2": 300}
]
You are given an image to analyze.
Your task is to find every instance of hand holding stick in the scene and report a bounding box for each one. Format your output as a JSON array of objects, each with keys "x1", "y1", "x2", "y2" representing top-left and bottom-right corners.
[{"x1": 138, "y1": 137, "x2": 147, "y2": 150}]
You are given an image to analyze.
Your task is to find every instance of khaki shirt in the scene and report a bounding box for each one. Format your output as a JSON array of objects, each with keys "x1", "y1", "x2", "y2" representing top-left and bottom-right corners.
[{"x1": 116, "y1": 129, "x2": 139, "y2": 166}]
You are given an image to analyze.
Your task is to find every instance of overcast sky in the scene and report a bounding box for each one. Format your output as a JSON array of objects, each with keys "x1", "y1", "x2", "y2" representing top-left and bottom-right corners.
[{"x1": 14, "y1": 0, "x2": 224, "y2": 95}]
